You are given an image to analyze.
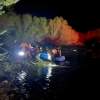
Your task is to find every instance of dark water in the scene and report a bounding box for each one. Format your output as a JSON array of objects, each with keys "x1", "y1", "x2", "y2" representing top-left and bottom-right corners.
[{"x1": 0, "y1": 53, "x2": 99, "y2": 100}]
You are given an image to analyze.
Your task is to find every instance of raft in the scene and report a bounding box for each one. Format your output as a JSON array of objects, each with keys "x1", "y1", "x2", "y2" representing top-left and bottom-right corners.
[
  {"x1": 36, "y1": 53, "x2": 65, "y2": 62},
  {"x1": 37, "y1": 52, "x2": 52, "y2": 61},
  {"x1": 54, "y1": 56, "x2": 65, "y2": 62}
]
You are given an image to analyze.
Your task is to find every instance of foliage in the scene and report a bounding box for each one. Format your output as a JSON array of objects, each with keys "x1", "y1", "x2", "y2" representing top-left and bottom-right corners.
[
  {"x1": 48, "y1": 16, "x2": 79, "y2": 45},
  {"x1": 0, "y1": 14, "x2": 50, "y2": 49},
  {"x1": 48, "y1": 16, "x2": 67, "y2": 38},
  {"x1": 0, "y1": 0, "x2": 20, "y2": 15},
  {"x1": 0, "y1": 14, "x2": 81, "y2": 80},
  {"x1": 32, "y1": 16, "x2": 49, "y2": 40}
]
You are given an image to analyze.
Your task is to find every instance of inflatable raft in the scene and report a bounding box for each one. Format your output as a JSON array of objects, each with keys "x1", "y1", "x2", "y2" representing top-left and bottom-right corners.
[
  {"x1": 54, "y1": 56, "x2": 65, "y2": 62},
  {"x1": 37, "y1": 52, "x2": 65, "y2": 62}
]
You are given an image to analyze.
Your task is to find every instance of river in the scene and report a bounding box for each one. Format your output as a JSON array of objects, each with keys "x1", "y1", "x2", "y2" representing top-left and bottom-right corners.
[{"x1": 0, "y1": 49, "x2": 99, "y2": 100}]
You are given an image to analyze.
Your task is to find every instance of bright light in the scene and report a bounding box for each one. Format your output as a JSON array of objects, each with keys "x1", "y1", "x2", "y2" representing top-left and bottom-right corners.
[
  {"x1": 46, "y1": 67, "x2": 52, "y2": 79},
  {"x1": 18, "y1": 51, "x2": 25, "y2": 56},
  {"x1": 48, "y1": 53, "x2": 52, "y2": 61},
  {"x1": 17, "y1": 71, "x2": 27, "y2": 81},
  {"x1": 73, "y1": 49, "x2": 77, "y2": 52}
]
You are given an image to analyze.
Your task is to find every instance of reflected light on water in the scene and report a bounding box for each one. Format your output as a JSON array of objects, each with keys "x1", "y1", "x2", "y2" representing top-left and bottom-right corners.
[
  {"x1": 46, "y1": 67, "x2": 52, "y2": 79},
  {"x1": 43, "y1": 67, "x2": 53, "y2": 90},
  {"x1": 17, "y1": 71, "x2": 27, "y2": 82}
]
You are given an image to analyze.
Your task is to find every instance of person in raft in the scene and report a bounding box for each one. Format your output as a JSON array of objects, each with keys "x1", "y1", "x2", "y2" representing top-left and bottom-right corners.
[{"x1": 51, "y1": 47, "x2": 65, "y2": 62}]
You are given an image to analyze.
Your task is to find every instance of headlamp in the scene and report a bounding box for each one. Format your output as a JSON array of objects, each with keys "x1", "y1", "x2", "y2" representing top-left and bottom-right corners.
[{"x1": 18, "y1": 51, "x2": 25, "y2": 56}]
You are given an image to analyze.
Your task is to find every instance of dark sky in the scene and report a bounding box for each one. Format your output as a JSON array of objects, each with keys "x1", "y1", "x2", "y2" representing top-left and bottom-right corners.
[{"x1": 13, "y1": 0, "x2": 100, "y2": 32}]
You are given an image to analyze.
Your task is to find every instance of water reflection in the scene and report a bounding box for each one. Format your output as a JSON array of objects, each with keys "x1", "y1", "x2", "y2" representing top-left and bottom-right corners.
[
  {"x1": 40, "y1": 67, "x2": 53, "y2": 90},
  {"x1": 15, "y1": 66, "x2": 53, "y2": 91},
  {"x1": 46, "y1": 67, "x2": 52, "y2": 79},
  {"x1": 17, "y1": 70, "x2": 27, "y2": 82},
  {"x1": 0, "y1": 62, "x2": 70, "y2": 99}
]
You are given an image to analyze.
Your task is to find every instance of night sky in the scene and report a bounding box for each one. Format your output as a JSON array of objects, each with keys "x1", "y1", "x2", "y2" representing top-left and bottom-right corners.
[{"x1": 13, "y1": 0, "x2": 100, "y2": 33}]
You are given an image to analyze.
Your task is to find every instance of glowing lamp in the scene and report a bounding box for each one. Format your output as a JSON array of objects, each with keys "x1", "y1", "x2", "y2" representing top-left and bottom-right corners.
[{"x1": 18, "y1": 51, "x2": 25, "y2": 56}]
